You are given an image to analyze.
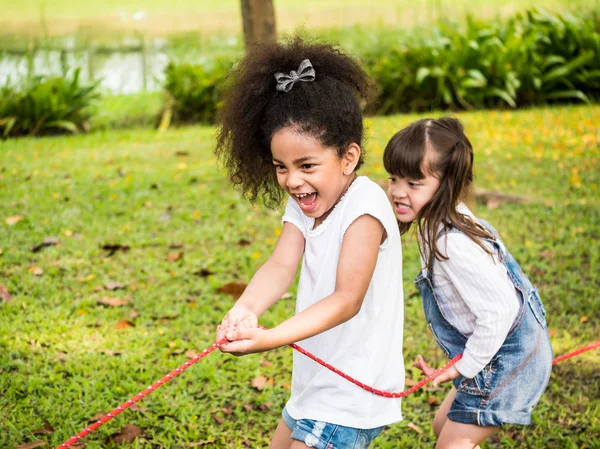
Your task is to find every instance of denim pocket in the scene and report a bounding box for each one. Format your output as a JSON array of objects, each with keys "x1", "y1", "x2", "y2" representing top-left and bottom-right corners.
[
  {"x1": 457, "y1": 360, "x2": 495, "y2": 396},
  {"x1": 527, "y1": 289, "x2": 547, "y2": 327},
  {"x1": 428, "y1": 322, "x2": 451, "y2": 357},
  {"x1": 354, "y1": 426, "x2": 384, "y2": 449}
]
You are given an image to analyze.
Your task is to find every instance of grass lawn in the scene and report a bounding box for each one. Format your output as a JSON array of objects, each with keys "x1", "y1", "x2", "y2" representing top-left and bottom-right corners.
[
  {"x1": 1, "y1": 105, "x2": 599, "y2": 448},
  {"x1": 0, "y1": 0, "x2": 589, "y2": 37}
]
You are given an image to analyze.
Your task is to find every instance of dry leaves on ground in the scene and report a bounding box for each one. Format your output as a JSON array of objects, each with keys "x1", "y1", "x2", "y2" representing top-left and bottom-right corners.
[
  {"x1": 0, "y1": 284, "x2": 12, "y2": 302},
  {"x1": 15, "y1": 442, "x2": 45, "y2": 449},
  {"x1": 97, "y1": 297, "x2": 130, "y2": 307},
  {"x1": 107, "y1": 424, "x2": 143, "y2": 445},
  {"x1": 217, "y1": 282, "x2": 247, "y2": 300}
]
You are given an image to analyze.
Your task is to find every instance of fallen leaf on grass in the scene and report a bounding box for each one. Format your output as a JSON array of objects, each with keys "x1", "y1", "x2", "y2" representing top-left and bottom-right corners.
[
  {"x1": 115, "y1": 320, "x2": 135, "y2": 330},
  {"x1": 217, "y1": 282, "x2": 247, "y2": 300},
  {"x1": 88, "y1": 412, "x2": 106, "y2": 422},
  {"x1": 31, "y1": 237, "x2": 60, "y2": 253},
  {"x1": 104, "y1": 282, "x2": 125, "y2": 291},
  {"x1": 280, "y1": 292, "x2": 293, "y2": 299},
  {"x1": 237, "y1": 238, "x2": 251, "y2": 247},
  {"x1": 194, "y1": 268, "x2": 215, "y2": 277},
  {"x1": 100, "y1": 243, "x2": 130, "y2": 257},
  {"x1": 251, "y1": 376, "x2": 267, "y2": 390},
  {"x1": 259, "y1": 402, "x2": 272, "y2": 411},
  {"x1": 5, "y1": 215, "x2": 24, "y2": 225},
  {"x1": 107, "y1": 423, "x2": 143, "y2": 444},
  {"x1": 185, "y1": 349, "x2": 199, "y2": 358},
  {"x1": 243, "y1": 403, "x2": 254, "y2": 411},
  {"x1": 29, "y1": 267, "x2": 44, "y2": 276},
  {"x1": 212, "y1": 414, "x2": 224, "y2": 425},
  {"x1": 0, "y1": 284, "x2": 12, "y2": 302},
  {"x1": 129, "y1": 404, "x2": 149, "y2": 412},
  {"x1": 98, "y1": 349, "x2": 124, "y2": 356},
  {"x1": 580, "y1": 316, "x2": 588, "y2": 323},
  {"x1": 167, "y1": 251, "x2": 183, "y2": 262},
  {"x1": 251, "y1": 376, "x2": 274, "y2": 391},
  {"x1": 98, "y1": 297, "x2": 130, "y2": 307},
  {"x1": 427, "y1": 395, "x2": 439, "y2": 405},
  {"x1": 15, "y1": 442, "x2": 45, "y2": 449},
  {"x1": 32, "y1": 419, "x2": 54, "y2": 435},
  {"x1": 260, "y1": 360, "x2": 273, "y2": 367},
  {"x1": 158, "y1": 313, "x2": 179, "y2": 323},
  {"x1": 407, "y1": 422, "x2": 423, "y2": 434},
  {"x1": 211, "y1": 407, "x2": 233, "y2": 415}
]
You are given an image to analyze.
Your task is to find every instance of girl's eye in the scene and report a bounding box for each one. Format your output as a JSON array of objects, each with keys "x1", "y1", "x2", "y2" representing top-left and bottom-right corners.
[
  {"x1": 408, "y1": 181, "x2": 421, "y2": 187},
  {"x1": 301, "y1": 164, "x2": 314, "y2": 170},
  {"x1": 388, "y1": 176, "x2": 396, "y2": 183},
  {"x1": 274, "y1": 164, "x2": 286, "y2": 171}
]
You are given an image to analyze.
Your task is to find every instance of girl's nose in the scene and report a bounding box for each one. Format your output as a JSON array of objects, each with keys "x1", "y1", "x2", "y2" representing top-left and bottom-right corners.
[
  {"x1": 391, "y1": 186, "x2": 407, "y2": 199},
  {"x1": 286, "y1": 171, "x2": 303, "y2": 189}
]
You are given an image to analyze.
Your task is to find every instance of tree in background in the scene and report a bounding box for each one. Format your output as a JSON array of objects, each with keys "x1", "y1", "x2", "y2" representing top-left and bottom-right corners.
[{"x1": 240, "y1": 0, "x2": 277, "y2": 52}]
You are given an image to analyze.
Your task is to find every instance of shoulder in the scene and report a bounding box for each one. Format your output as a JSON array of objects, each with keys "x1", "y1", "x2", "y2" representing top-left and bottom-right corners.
[
  {"x1": 282, "y1": 196, "x2": 308, "y2": 236},
  {"x1": 340, "y1": 176, "x2": 400, "y2": 244},
  {"x1": 436, "y1": 230, "x2": 498, "y2": 273},
  {"x1": 344, "y1": 176, "x2": 390, "y2": 210}
]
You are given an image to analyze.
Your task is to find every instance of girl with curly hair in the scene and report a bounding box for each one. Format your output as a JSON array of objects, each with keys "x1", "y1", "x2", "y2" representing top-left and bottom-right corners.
[{"x1": 214, "y1": 38, "x2": 405, "y2": 449}]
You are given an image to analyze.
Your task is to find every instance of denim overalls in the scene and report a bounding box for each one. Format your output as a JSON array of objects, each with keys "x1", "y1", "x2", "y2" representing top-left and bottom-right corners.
[{"x1": 415, "y1": 220, "x2": 553, "y2": 427}]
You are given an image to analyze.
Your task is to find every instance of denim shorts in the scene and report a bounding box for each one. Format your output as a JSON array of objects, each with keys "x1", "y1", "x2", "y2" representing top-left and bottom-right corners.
[
  {"x1": 447, "y1": 291, "x2": 553, "y2": 427},
  {"x1": 282, "y1": 408, "x2": 384, "y2": 449}
]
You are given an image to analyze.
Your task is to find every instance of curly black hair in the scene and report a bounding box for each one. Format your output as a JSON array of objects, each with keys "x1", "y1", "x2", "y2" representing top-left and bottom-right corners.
[{"x1": 215, "y1": 36, "x2": 375, "y2": 208}]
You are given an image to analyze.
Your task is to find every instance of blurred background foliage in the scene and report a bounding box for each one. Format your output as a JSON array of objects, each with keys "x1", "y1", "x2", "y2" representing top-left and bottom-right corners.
[{"x1": 0, "y1": 1, "x2": 598, "y2": 136}]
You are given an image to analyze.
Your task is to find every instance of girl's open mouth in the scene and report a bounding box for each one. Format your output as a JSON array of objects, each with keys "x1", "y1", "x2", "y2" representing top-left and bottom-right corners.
[{"x1": 295, "y1": 192, "x2": 318, "y2": 212}]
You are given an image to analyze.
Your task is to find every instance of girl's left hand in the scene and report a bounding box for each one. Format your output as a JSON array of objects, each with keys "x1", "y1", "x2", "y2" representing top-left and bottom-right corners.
[
  {"x1": 220, "y1": 327, "x2": 276, "y2": 356},
  {"x1": 413, "y1": 354, "x2": 461, "y2": 387}
]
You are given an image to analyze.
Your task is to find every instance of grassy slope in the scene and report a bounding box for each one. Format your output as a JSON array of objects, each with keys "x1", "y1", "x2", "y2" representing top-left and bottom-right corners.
[{"x1": 0, "y1": 105, "x2": 599, "y2": 448}]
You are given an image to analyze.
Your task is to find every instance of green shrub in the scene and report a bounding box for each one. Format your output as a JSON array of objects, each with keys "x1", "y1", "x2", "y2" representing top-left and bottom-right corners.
[
  {"x1": 163, "y1": 59, "x2": 233, "y2": 125},
  {"x1": 157, "y1": 10, "x2": 598, "y2": 124},
  {"x1": 362, "y1": 9, "x2": 600, "y2": 113},
  {"x1": 0, "y1": 69, "x2": 100, "y2": 138}
]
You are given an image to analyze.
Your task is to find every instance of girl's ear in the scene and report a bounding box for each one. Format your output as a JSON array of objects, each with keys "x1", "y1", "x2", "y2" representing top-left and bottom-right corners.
[{"x1": 342, "y1": 143, "x2": 361, "y2": 175}]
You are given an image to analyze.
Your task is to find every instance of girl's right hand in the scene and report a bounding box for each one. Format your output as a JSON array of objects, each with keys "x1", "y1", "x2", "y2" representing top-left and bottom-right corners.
[
  {"x1": 216, "y1": 304, "x2": 258, "y2": 348},
  {"x1": 412, "y1": 354, "x2": 435, "y2": 377},
  {"x1": 413, "y1": 354, "x2": 460, "y2": 386}
]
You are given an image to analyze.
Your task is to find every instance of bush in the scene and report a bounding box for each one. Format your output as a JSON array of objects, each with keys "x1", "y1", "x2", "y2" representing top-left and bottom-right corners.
[
  {"x1": 162, "y1": 59, "x2": 233, "y2": 126},
  {"x1": 0, "y1": 69, "x2": 100, "y2": 138},
  {"x1": 362, "y1": 9, "x2": 600, "y2": 113},
  {"x1": 161, "y1": 10, "x2": 598, "y2": 122}
]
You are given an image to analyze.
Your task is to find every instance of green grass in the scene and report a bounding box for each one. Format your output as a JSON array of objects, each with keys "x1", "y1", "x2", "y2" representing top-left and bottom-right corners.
[
  {"x1": 0, "y1": 0, "x2": 593, "y2": 37},
  {"x1": 1, "y1": 105, "x2": 599, "y2": 448}
]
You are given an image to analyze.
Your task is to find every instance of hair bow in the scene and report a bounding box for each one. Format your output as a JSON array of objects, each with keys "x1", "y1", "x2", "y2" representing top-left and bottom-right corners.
[{"x1": 274, "y1": 59, "x2": 316, "y2": 92}]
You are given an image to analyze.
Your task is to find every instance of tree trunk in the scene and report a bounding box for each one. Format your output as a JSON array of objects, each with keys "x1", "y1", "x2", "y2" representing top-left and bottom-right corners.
[{"x1": 240, "y1": 0, "x2": 277, "y2": 52}]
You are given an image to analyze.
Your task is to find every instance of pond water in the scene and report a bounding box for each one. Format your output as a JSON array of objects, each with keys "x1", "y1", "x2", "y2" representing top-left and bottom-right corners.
[{"x1": 0, "y1": 36, "x2": 240, "y2": 93}]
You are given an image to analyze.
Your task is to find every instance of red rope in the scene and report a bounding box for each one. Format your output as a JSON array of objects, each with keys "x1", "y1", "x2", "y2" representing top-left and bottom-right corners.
[
  {"x1": 56, "y1": 341, "x2": 224, "y2": 449},
  {"x1": 552, "y1": 340, "x2": 600, "y2": 365},
  {"x1": 56, "y1": 338, "x2": 599, "y2": 448}
]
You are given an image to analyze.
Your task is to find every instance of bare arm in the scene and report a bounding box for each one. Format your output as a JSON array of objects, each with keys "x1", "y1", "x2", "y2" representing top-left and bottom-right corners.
[
  {"x1": 216, "y1": 222, "x2": 305, "y2": 343},
  {"x1": 222, "y1": 214, "x2": 384, "y2": 354}
]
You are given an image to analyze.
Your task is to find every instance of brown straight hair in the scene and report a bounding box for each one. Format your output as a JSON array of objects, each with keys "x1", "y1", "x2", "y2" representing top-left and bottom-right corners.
[{"x1": 383, "y1": 117, "x2": 494, "y2": 268}]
